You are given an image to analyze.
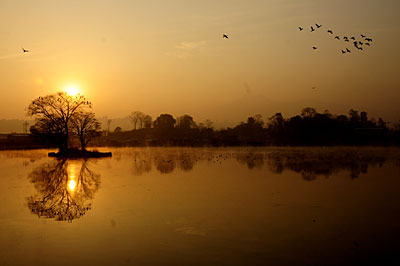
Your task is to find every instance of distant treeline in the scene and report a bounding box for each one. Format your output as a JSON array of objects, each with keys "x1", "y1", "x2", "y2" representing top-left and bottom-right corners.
[
  {"x1": 91, "y1": 108, "x2": 400, "y2": 147},
  {"x1": 1, "y1": 107, "x2": 398, "y2": 150}
]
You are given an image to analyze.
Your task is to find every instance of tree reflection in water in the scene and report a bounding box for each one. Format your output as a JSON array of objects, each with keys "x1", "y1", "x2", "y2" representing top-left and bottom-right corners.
[
  {"x1": 236, "y1": 152, "x2": 265, "y2": 170},
  {"x1": 131, "y1": 151, "x2": 153, "y2": 175},
  {"x1": 131, "y1": 149, "x2": 200, "y2": 175},
  {"x1": 129, "y1": 148, "x2": 393, "y2": 181},
  {"x1": 264, "y1": 149, "x2": 387, "y2": 180},
  {"x1": 27, "y1": 159, "x2": 100, "y2": 222}
]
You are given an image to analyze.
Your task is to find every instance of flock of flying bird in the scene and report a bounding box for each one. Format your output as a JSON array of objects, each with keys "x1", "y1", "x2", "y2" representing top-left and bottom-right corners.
[
  {"x1": 22, "y1": 27, "x2": 372, "y2": 55},
  {"x1": 298, "y1": 24, "x2": 373, "y2": 54}
]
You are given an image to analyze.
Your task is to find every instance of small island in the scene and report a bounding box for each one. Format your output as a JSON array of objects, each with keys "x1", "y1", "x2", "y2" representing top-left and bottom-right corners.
[
  {"x1": 48, "y1": 149, "x2": 112, "y2": 158},
  {"x1": 27, "y1": 91, "x2": 112, "y2": 158}
]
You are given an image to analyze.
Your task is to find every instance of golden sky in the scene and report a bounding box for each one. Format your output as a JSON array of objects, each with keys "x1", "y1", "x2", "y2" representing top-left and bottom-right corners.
[{"x1": 0, "y1": 0, "x2": 399, "y2": 125}]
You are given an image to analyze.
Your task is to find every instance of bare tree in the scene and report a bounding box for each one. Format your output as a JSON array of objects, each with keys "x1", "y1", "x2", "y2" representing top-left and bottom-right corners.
[
  {"x1": 27, "y1": 92, "x2": 91, "y2": 153},
  {"x1": 106, "y1": 119, "x2": 112, "y2": 135},
  {"x1": 129, "y1": 111, "x2": 144, "y2": 130},
  {"x1": 138, "y1": 113, "x2": 146, "y2": 129},
  {"x1": 22, "y1": 121, "x2": 29, "y2": 133},
  {"x1": 71, "y1": 111, "x2": 101, "y2": 151},
  {"x1": 130, "y1": 111, "x2": 152, "y2": 129}
]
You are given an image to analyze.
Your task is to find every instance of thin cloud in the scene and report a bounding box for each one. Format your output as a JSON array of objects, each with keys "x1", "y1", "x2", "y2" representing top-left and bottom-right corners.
[
  {"x1": 176, "y1": 41, "x2": 206, "y2": 50},
  {"x1": 167, "y1": 40, "x2": 207, "y2": 58}
]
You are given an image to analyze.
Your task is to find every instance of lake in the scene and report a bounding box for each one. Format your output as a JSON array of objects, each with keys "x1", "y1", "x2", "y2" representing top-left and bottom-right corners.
[{"x1": 0, "y1": 147, "x2": 399, "y2": 266}]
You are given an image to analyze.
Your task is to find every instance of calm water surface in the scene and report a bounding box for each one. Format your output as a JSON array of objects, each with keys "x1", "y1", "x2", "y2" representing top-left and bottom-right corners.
[{"x1": 0, "y1": 147, "x2": 399, "y2": 266}]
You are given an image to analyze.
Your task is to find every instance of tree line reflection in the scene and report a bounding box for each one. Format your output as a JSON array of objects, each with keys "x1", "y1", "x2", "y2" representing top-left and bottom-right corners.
[
  {"x1": 129, "y1": 148, "x2": 393, "y2": 180},
  {"x1": 27, "y1": 159, "x2": 100, "y2": 222},
  {"x1": 25, "y1": 148, "x2": 396, "y2": 222},
  {"x1": 262, "y1": 150, "x2": 387, "y2": 181}
]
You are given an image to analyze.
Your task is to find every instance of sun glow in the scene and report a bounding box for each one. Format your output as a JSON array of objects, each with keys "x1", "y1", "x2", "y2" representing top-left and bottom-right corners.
[
  {"x1": 68, "y1": 179, "x2": 77, "y2": 191},
  {"x1": 67, "y1": 163, "x2": 77, "y2": 192},
  {"x1": 64, "y1": 85, "x2": 80, "y2": 96}
]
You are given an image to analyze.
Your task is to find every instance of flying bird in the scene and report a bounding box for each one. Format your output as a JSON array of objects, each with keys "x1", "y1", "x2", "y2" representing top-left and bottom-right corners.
[
  {"x1": 298, "y1": 27, "x2": 303, "y2": 31},
  {"x1": 365, "y1": 38, "x2": 372, "y2": 42},
  {"x1": 316, "y1": 24, "x2": 322, "y2": 28},
  {"x1": 354, "y1": 42, "x2": 359, "y2": 48},
  {"x1": 358, "y1": 47, "x2": 363, "y2": 51},
  {"x1": 311, "y1": 26, "x2": 315, "y2": 32},
  {"x1": 327, "y1": 30, "x2": 333, "y2": 34},
  {"x1": 345, "y1": 39, "x2": 350, "y2": 42},
  {"x1": 22, "y1": 48, "x2": 29, "y2": 53},
  {"x1": 312, "y1": 46, "x2": 318, "y2": 50},
  {"x1": 361, "y1": 34, "x2": 366, "y2": 38},
  {"x1": 365, "y1": 43, "x2": 371, "y2": 46},
  {"x1": 341, "y1": 50, "x2": 346, "y2": 54},
  {"x1": 346, "y1": 48, "x2": 351, "y2": 53},
  {"x1": 335, "y1": 36, "x2": 340, "y2": 40},
  {"x1": 350, "y1": 37, "x2": 356, "y2": 40},
  {"x1": 359, "y1": 41, "x2": 364, "y2": 45},
  {"x1": 223, "y1": 34, "x2": 229, "y2": 39}
]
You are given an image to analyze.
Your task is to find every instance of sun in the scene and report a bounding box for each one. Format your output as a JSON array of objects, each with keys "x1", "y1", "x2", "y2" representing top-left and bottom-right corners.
[
  {"x1": 68, "y1": 179, "x2": 77, "y2": 192},
  {"x1": 63, "y1": 85, "x2": 80, "y2": 96}
]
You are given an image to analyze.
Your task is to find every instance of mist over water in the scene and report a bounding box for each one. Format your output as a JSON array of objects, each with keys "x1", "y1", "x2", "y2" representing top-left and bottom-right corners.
[{"x1": 1, "y1": 147, "x2": 400, "y2": 266}]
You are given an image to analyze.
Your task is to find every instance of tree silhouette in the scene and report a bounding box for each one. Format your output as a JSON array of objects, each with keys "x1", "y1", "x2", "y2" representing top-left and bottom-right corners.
[
  {"x1": 27, "y1": 92, "x2": 92, "y2": 152},
  {"x1": 101, "y1": 107, "x2": 396, "y2": 147},
  {"x1": 129, "y1": 111, "x2": 143, "y2": 130},
  {"x1": 253, "y1": 114, "x2": 264, "y2": 127},
  {"x1": 234, "y1": 115, "x2": 265, "y2": 145},
  {"x1": 138, "y1": 114, "x2": 175, "y2": 143},
  {"x1": 204, "y1": 119, "x2": 214, "y2": 130},
  {"x1": 267, "y1": 113, "x2": 285, "y2": 145},
  {"x1": 107, "y1": 119, "x2": 112, "y2": 135},
  {"x1": 153, "y1": 114, "x2": 176, "y2": 131},
  {"x1": 301, "y1": 107, "x2": 317, "y2": 118},
  {"x1": 360, "y1": 111, "x2": 368, "y2": 126},
  {"x1": 143, "y1": 115, "x2": 152, "y2": 129},
  {"x1": 26, "y1": 159, "x2": 101, "y2": 222},
  {"x1": 377, "y1": 118, "x2": 386, "y2": 128},
  {"x1": 349, "y1": 109, "x2": 360, "y2": 126},
  {"x1": 71, "y1": 111, "x2": 101, "y2": 151},
  {"x1": 176, "y1": 115, "x2": 197, "y2": 129},
  {"x1": 22, "y1": 121, "x2": 29, "y2": 133},
  {"x1": 269, "y1": 113, "x2": 285, "y2": 128},
  {"x1": 129, "y1": 111, "x2": 152, "y2": 129}
]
